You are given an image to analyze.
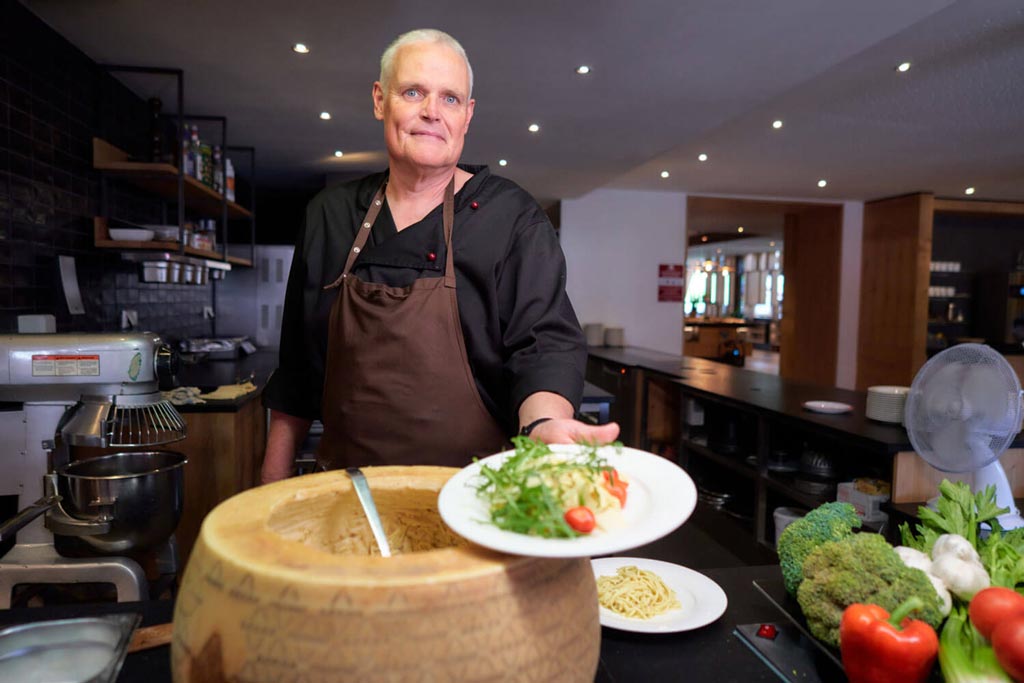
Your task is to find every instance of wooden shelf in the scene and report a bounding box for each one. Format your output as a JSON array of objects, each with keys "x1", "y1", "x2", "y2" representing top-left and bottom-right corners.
[
  {"x1": 92, "y1": 217, "x2": 252, "y2": 267},
  {"x1": 93, "y1": 138, "x2": 252, "y2": 219}
]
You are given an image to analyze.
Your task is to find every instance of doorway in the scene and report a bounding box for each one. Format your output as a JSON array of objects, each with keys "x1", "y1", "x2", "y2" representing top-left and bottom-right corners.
[{"x1": 685, "y1": 196, "x2": 844, "y2": 387}]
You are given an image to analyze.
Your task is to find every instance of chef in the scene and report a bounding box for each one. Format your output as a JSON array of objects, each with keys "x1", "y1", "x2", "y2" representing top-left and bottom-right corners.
[{"x1": 260, "y1": 28, "x2": 618, "y2": 483}]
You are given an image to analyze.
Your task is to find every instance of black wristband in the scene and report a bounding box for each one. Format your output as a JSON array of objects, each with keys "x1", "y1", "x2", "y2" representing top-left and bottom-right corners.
[{"x1": 519, "y1": 417, "x2": 553, "y2": 437}]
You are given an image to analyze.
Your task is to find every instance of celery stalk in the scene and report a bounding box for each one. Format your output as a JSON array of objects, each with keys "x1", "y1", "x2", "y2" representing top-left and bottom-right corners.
[{"x1": 939, "y1": 605, "x2": 1012, "y2": 683}]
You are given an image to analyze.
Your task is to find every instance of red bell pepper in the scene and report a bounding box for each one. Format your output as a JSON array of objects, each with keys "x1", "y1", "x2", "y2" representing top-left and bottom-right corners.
[{"x1": 839, "y1": 598, "x2": 939, "y2": 683}]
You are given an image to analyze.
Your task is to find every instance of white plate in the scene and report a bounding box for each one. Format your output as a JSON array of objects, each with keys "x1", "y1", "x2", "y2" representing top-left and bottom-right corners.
[
  {"x1": 802, "y1": 400, "x2": 853, "y2": 414},
  {"x1": 438, "y1": 444, "x2": 696, "y2": 558},
  {"x1": 108, "y1": 228, "x2": 155, "y2": 242},
  {"x1": 590, "y1": 557, "x2": 728, "y2": 633}
]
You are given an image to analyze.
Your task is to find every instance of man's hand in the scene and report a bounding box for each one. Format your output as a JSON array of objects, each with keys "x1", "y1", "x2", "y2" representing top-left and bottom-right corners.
[{"x1": 529, "y1": 418, "x2": 620, "y2": 446}]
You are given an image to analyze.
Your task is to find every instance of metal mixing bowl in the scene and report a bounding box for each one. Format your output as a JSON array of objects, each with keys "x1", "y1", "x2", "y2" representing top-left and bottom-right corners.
[{"x1": 56, "y1": 451, "x2": 187, "y2": 553}]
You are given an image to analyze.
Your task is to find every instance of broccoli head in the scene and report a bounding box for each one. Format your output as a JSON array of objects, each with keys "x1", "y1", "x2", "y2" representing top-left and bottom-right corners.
[
  {"x1": 777, "y1": 501, "x2": 862, "y2": 595},
  {"x1": 796, "y1": 532, "x2": 945, "y2": 648}
]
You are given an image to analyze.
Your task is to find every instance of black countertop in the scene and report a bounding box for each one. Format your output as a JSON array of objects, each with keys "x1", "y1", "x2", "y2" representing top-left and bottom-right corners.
[
  {"x1": 589, "y1": 346, "x2": 916, "y2": 454},
  {"x1": 0, "y1": 565, "x2": 792, "y2": 683}
]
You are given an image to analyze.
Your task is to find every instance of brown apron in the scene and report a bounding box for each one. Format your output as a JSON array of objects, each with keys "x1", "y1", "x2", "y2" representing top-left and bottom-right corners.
[{"x1": 317, "y1": 177, "x2": 509, "y2": 469}]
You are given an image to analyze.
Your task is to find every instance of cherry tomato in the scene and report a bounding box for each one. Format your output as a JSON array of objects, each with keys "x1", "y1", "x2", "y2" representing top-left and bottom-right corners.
[
  {"x1": 564, "y1": 506, "x2": 596, "y2": 533},
  {"x1": 970, "y1": 587, "x2": 1024, "y2": 640},
  {"x1": 992, "y1": 614, "x2": 1024, "y2": 680}
]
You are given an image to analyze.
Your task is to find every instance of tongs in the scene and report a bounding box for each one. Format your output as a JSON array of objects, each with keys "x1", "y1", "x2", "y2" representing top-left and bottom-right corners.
[{"x1": 344, "y1": 467, "x2": 392, "y2": 557}]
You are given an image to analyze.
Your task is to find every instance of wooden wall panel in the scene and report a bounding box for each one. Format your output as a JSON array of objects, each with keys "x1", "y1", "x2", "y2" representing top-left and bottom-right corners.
[
  {"x1": 856, "y1": 194, "x2": 933, "y2": 389},
  {"x1": 174, "y1": 399, "x2": 266, "y2": 570},
  {"x1": 779, "y1": 206, "x2": 843, "y2": 386},
  {"x1": 892, "y1": 449, "x2": 1024, "y2": 503}
]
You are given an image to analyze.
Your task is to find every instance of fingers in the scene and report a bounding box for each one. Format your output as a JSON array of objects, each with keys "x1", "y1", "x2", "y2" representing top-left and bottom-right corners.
[{"x1": 532, "y1": 419, "x2": 621, "y2": 445}]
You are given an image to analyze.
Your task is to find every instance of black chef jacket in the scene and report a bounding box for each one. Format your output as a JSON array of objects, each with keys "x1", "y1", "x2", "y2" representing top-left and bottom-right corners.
[{"x1": 262, "y1": 165, "x2": 587, "y2": 435}]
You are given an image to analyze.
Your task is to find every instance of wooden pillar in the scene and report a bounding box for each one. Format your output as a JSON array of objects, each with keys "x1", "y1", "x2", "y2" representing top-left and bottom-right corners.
[
  {"x1": 856, "y1": 193, "x2": 933, "y2": 389},
  {"x1": 779, "y1": 206, "x2": 843, "y2": 386}
]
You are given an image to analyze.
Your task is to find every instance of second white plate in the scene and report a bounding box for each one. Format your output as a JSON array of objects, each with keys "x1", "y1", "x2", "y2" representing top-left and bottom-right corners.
[
  {"x1": 438, "y1": 444, "x2": 696, "y2": 558},
  {"x1": 802, "y1": 400, "x2": 853, "y2": 414},
  {"x1": 591, "y1": 557, "x2": 728, "y2": 633}
]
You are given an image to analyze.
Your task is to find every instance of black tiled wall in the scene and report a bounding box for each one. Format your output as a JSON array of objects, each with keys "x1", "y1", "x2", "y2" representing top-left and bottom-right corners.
[{"x1": 0, "y1": 1, "x2": 213, "y2": 342}]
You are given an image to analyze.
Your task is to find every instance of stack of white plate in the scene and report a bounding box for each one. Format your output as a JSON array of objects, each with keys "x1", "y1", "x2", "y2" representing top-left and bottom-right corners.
[{"x1": 866, "y1": 385, "x2": 909, "y2": 423}]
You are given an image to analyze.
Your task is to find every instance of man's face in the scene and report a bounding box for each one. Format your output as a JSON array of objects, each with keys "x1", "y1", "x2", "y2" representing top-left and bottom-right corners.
[{"x1": 373, "y1": 41, "x2": 475, "y2": 172}]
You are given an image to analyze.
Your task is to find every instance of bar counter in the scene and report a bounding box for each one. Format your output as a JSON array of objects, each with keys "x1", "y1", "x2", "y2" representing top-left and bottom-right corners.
[{"x1": 589, "y1": 345, "x2": 912, "y2": 454}]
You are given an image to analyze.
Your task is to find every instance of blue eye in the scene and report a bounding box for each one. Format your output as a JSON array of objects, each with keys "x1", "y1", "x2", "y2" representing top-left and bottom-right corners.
[
  {"x1": 445, "y1": 95, "x2": 458, "y2": 105},
  {"x1": 404, "y1": 89, "x2": 420, "y2": 98}
]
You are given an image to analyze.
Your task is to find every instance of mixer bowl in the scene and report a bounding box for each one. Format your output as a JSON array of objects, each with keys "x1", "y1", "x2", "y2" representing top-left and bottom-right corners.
[{"x1": 56, "y1": 451, "x2": 187, "y2": 553}]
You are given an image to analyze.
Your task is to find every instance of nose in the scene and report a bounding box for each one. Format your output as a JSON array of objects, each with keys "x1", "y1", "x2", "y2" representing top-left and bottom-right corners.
[{"x1": 420, "y1": 94, "x2": 440, "y2": 121}]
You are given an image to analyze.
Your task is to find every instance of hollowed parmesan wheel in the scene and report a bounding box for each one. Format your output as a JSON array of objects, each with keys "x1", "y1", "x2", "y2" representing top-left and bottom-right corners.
[{"x1": 171, "y1": 466, "x2": 600, "y2": 682}]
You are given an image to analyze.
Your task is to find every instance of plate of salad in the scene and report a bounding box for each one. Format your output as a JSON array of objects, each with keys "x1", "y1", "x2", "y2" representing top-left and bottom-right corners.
[{"x1": 437, "y1": 438, "x2": 697, "y2": 558}]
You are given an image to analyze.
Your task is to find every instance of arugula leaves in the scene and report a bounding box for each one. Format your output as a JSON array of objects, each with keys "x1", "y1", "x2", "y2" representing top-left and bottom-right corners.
[{"x1": 474, "y1": 437, "x2": 619, "y2": 538}]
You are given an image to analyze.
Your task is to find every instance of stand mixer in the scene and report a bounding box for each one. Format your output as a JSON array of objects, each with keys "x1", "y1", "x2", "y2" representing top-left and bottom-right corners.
[{"x1": 0, "y1": 332, "x2": 188, "y2": 607}]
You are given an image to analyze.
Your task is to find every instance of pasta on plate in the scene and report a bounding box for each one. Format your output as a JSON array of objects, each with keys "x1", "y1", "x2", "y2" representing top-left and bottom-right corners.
[{"x1": 596, "y1": 565, "x2": 681, "y2": 619}]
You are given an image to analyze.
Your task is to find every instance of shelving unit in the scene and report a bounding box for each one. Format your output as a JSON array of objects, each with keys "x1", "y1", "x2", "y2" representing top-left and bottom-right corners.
[
  {"x1": 93, "y1": 138, "x2": 251, "y2": 219},
  {"x1": 93, "y1": 138, "x2": 253, "y2": 268}
]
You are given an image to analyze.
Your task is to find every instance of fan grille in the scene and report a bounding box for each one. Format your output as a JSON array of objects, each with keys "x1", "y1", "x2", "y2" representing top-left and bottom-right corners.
[{"x1": 905, "y1": 343, "x2": 1022, "y2": 473}]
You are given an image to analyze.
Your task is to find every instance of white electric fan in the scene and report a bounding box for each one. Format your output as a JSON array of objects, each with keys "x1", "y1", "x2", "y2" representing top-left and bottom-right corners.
[{"x1": 904, "y1": 343, "x2": 1024, "y2": 529}]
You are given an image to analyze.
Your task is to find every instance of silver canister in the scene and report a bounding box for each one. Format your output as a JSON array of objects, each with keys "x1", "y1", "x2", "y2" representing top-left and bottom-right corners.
[
  {"x1": 181, "y1": 263, "x2": 196, "y2": 285},
  {"x1": 140, "y1": 262, "x2": 169, "y2": 283},
  {"x1": 168, "y1": 261, "x2": 182, "y2": 283}
]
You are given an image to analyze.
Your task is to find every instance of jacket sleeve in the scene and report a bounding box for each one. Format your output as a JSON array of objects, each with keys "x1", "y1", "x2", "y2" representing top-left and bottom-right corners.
[{"x1": 498, "y1": 217, "x2": 587, "y2": 413}]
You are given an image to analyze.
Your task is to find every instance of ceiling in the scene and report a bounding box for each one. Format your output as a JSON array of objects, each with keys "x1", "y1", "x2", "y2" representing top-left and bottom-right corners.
[{"x1": 24, "y1": 0, "x2": 1024, "y2": 206}]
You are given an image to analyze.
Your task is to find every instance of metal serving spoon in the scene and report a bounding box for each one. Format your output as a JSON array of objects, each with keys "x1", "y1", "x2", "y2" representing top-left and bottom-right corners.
[{"x1": 344, "y1": 467, "x2": 392, "y2": 557}]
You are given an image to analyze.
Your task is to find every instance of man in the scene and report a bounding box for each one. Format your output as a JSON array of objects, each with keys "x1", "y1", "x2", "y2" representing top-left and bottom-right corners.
[{"x1": 261, "y1": 29, "x2": 617, "y2": 483}]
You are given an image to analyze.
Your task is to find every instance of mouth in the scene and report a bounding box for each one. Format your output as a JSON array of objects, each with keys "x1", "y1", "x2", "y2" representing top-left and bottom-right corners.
[{"x1": 410, "y1": 131, "x2": 445, "y2": 141}]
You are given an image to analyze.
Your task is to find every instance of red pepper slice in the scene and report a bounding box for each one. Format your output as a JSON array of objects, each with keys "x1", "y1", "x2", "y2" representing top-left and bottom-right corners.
[
  {"x1": 602, "y1": 469, "x2": 629, "y2": 507},
  {"x1": 839, "y1": 598, "x2": 938, "y2": 683}
]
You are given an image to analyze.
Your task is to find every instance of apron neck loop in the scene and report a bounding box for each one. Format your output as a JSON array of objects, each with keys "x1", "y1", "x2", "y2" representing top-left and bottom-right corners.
[{"x1": 443, "y1": 175, "x2": 456, "y2": 288}]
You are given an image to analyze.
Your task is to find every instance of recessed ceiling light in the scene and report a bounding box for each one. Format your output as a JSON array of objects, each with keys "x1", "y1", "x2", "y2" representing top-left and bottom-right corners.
[
  {"x1": 701, "y1": 235, "x2": 708, "y2": 243},
  {"x1": 498, "y1": 159, "x2": 508, "y2": 166},
  {"x1": 320, "y1": 112, "x2": 331, "y2": 120},
  {"x1": 772, "y1": 120, "x2": 783, "y2": 129},
  {"x1": 817, "y1": 179, "x2": 827, "y2": 188},
  {"x1": 965, "y1": 186, "x2": 976, "y2": 195},
  {"x1": 660, "y1": 170, "x2": 670, "y2": 179},
  {"x1": 737, "y1": 226, "x2": 744, "y2": 233},
  {"x1": 528, "y1": 123, "x2": 540, "y2": 133},
  {"x1": 293, "y1": 43, "x2": 310, "y2": 54},
  {"x1": 334, "y1": 150, "x2": 344, "y2": 158},
  {"x1": 697, "y1": 153, "x2": 708, "y2": 162},
  {"x1": 896, "y1": 61, "x2": 911, "y2": 72},
  {"x1": 575, "y1": 65, "x2": 591, "y2": 75}
]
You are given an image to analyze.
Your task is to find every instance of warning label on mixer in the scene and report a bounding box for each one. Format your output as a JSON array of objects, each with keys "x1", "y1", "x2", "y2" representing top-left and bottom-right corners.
[{"x1": 31, "y1": 354, "x2": 100, "y2": 376}]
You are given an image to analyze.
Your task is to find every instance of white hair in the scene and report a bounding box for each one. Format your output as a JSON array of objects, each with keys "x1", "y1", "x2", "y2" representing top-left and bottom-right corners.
[{"x1": 379, "y1": 29, "x2": 474, "y2": 98}]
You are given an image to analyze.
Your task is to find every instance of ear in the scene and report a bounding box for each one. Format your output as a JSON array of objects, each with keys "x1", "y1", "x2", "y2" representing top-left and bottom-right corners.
[
  {"x1": 372, "y1": 82, "x2": 385, "y2": 121},
  {"x1": 463, "y1": 98, "x2": 475, "y2": 134}
]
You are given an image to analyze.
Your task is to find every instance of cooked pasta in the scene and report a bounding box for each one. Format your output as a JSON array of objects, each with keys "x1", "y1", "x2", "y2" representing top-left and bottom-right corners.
[{"x1": 596, "y1": 565, "x2": 681, "y2": 619}]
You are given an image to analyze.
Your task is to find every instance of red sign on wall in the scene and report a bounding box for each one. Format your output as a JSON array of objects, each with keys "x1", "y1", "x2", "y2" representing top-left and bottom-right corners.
[{"x1": 658, "y1": 264, "x2": 685, "y2": 302}]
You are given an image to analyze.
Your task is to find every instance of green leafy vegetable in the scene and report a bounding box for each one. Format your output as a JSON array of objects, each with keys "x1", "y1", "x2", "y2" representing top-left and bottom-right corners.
[
  {"x1": 899, "y1": 480, "x2": 1008, "y2": 556},
  {"x1": 473, "y1": 437, "x2": 620, "y2": 538}
]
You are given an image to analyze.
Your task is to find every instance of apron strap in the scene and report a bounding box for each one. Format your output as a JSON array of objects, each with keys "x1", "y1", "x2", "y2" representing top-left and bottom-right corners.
[
  {"x1": 324, "y1": 183, "x2": 387, "y2": 290},
  {"x1": 442, "y1": 176, "x2": 456, "y2": 288},
  {"x1": 324, "y1": 177, "x2": 457, "y2": 290}
]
